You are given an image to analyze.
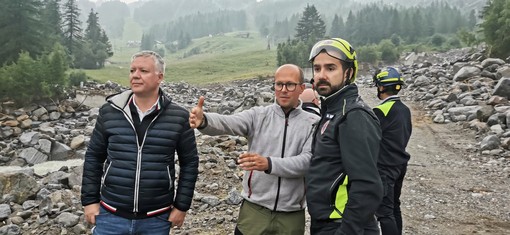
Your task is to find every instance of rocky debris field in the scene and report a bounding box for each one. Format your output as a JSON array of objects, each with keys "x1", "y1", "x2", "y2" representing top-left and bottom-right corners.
[{"x1": 0, "y1": 46, "x2": 509, "y2": 235}]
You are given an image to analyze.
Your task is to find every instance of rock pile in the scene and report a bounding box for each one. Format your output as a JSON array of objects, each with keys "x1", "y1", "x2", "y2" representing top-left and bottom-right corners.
[{"x1": 397, "y1": 48, "x2": 510, "y2": 156}]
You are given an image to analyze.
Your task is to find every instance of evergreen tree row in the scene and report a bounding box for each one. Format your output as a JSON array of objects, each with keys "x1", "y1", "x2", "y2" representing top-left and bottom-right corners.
[
  {"x1": 140, "y1": 10, "x2": 247, "y2": 52},
  {"x1": 331, "y1": 1, "x2": 474, "y2": 46},
  {"x1": 0, "y1": 0, "x2": 112, "y2": 69},
  {"x1": 276, "y1": 1, "x2": 478, "y2": 67},
  {"x1": 0, "y1": 0, "x2": 112, "y2": 104}
]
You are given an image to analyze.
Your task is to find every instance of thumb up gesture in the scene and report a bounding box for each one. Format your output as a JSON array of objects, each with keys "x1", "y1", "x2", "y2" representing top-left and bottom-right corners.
[{"x1": 189, "y1": 96, "x2": 205, "y2": 129}]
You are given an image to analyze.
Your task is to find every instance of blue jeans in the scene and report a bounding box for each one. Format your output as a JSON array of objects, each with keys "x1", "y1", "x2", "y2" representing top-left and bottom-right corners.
[{"x1": 93, "y1": 207, "x2": 172, "y2": 235}]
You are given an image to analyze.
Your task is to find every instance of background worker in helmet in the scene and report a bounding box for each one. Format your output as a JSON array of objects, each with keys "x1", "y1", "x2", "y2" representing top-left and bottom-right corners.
[
  {"x1": 372, "y1": 67, "x2": 412, "y2": 235},
  {"x1": 305, "y1": 38, "x2": 383, "y2": 235}
]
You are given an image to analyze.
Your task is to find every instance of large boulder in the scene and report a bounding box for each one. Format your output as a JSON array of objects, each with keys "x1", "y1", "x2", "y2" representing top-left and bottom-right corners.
[{"x1": 0, "y1": 172, "x2": 40, "y2": 204}]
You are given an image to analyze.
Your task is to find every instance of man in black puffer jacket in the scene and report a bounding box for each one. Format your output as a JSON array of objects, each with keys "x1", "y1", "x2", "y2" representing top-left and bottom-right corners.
[{"x1": 81, "y1": 50, "x2": 199, "y2": 235}]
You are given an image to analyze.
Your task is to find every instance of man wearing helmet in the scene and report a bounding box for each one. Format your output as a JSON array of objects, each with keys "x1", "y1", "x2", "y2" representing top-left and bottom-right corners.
[
  {"x1": 305, "y1": 38, "x2": 383, "y2": 235},
  {"x1": 372, "y1": 67, "x2": 412, "y2": 235}
]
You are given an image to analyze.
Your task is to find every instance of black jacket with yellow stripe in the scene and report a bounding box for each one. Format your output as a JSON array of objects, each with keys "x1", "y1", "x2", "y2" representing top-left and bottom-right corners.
[
  {"x1": 373, "y1": 96, "x2": 412, "y2": 166},
  {"x1": 306, "y1": 84, "x2": 383, "y2": 234}
]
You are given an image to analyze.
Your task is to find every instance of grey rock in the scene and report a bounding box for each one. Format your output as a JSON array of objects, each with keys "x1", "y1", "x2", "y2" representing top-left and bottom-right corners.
[
  {"x1": 22, "y1": 200, "x2": 38, "y2": 210},
  {"x1": 497, "y1": 66, "x2": 510, "y2": 78},
  {"x1": 490, "y1": 125, "x2": 504, "y2": 135},
  {"x1": 50, "y1": 141, "x2": 72, "y2": 161},
  {"x1": 448, "y1": 106, "x2": 478, "y2": 117},
  {"x1": 480, "y1": 135, "x2": 501, "y2": 151},
  {"x1": 481, "y1": 58, "x2": 505, "y2": 68},
  {"x1": 493, "y1": 77, "x2": 510, "y2": 99},
  {"x1": 201, "y1": 195, "x2": 221, "y2": 207},
  {"x1": 32, "y1": 107, "x2": 48, "y2": 118},
  {"x1": 56, "y1": 212, "x2": 80, "y2": 227},
  {"x1": 0, "y1": 203, "x2": 11, "y2": 220},
  {"x1": 453, "y1": 66, "x2": 481, "y2": 81},
  {"x1": 39, "y1": 123, "x2": 55, "y2": 136},
  {"x1": 38, "y1": 139, "x2": 52, "y2": 154},
  {"x1": 19, "y1": 147, "x2": 48, "y2": 164},
  {"x1": 0, "y1": 224, "x2": 20, "y2": 235},
  {"x1": 19, "y1": 131, "x2": 40, "y2": 146},
  {"x1": 476, "y1": 105, "x2": 496, "y2": 122},
  {"x1": 226, "y1": 188, "x2": 243, "y2": 205},
  {"x1": 433, "y1": 114, "x2": 445, "y2": 123},
  {"x1": 413, "y1": 75, "x2": 431, "y2": 86}
]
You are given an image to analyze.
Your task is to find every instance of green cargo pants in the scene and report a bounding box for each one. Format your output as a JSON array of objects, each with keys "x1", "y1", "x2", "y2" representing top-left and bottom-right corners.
[{"x1": 235, "y1": 200, "x2": 305, "y2": 235}]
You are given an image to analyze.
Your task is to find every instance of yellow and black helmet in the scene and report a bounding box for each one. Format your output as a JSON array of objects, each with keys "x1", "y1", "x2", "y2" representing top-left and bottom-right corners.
[
  {"x1": 308, "y1": 38, "x2": 358, "y2": 83},
  {"x1": 373, "y1": 66, "x2": 404, "y2": 89}
]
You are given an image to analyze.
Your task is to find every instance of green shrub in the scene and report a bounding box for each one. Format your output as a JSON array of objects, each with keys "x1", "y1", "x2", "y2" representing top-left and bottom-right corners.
[{"x1": 69, "y1": 71, "x2": 90, "y2": 87}]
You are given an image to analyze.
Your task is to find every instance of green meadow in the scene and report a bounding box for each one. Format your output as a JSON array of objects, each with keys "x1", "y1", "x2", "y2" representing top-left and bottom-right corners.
[{"x1": 82, "y1": 20, "x2": 277, "y2": 86}]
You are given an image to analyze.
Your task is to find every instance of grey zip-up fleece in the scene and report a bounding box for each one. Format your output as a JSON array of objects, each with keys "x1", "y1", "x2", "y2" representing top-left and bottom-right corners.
[{"x1": 200, "y1": 103, "x2": 319, "y2": 212}]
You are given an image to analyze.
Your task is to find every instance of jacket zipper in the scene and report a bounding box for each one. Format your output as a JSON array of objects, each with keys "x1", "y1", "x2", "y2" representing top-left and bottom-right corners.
[
  {"x1": 273, "y1": 111, "x2": 290, "y2": 211},
  {"x1": 101, "y1": 161, "x2": 112, "y2": 188},
  {"x1": 166, "y1": 166, "x2": 173, "y2": 190},
  {"x1": 329, "y1": 172, "x2": 346, "y2": 217},
  {"x1": 134, "y1": 113, "x2": 161, "y2": 212},
  {"x1": 111, "y1": 102, "x2": 162, "y2": 213}
]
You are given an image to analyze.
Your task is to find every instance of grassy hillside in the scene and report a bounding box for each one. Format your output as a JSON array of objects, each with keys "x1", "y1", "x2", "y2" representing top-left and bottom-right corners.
[{"x1": 83, "y1": 31, "x2": 277, "y2": 86}]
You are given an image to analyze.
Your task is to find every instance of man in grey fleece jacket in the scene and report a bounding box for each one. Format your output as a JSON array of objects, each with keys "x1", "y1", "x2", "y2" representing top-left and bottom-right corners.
[{"x1": 189, "y1": 64, "x2": 319, "y2": 235}]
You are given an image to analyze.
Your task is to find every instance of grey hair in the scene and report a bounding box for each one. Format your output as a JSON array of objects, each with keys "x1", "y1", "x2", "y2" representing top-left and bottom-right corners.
[{"x1": 131, "y1": 50, "x2": 165, "y2": 74}]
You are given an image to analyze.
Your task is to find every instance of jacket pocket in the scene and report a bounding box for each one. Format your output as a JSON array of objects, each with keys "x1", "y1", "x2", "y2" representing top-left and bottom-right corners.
[
  {"x1": 101, "y1": 161, "x2": 112, "y2": 188},
  {"x1": 166, "y1": 166, "x2": 173, "y2": 190},
  {"x1": 328, "y1": 173, "x2": 348, "y2": 219}
]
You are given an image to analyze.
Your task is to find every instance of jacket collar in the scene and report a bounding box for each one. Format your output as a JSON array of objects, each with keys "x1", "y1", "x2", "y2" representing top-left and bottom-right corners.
[
  {"x1": 107, "y1": 88, "x2": 172, "y2": 110},
  {"x1": 380, "y1": 95, "x2": 400, "y2": 105},
  {"x1": 320, "y1": 84, "x2": 359, "y2": 113},
  {"x1": 271, "y1": 99, "x2": 304, "y2": 118}
]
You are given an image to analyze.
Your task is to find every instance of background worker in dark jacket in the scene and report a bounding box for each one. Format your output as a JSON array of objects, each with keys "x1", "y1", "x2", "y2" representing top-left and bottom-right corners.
[
  {"x1": 300, "y1": 84, "x2": 321, "y2": 116},
  {"x1": 306, "y1": 38, "x2": 383, "y2": 235},
  {"x1": 81, "y1": 51, "x2": 199, "y2": 235},
  {"x1": 372, "y1": 67, "x2": 412, "y2": 235}
]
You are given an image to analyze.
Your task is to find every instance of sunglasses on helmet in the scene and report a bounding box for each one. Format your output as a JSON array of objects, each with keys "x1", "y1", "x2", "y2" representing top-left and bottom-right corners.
[{"x1": 308, "y1": 39, "x2": 355, "y2": 62}]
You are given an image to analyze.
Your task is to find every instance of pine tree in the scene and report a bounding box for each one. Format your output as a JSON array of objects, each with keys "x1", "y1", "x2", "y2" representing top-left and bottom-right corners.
[
  {"x1": 85, "y1": 10, "x2": 101, "y2": 42},
  {"x1": 77, "y1": 9, "x2": 112, "y2": 69},
  {"x1": 468, "y1": 9, "x2": 477, "y2": 29},
  {"x1": 41, "y1": 0, "x2": 63, "y2": 43},
  {"x1": 0, "y1": 0, "x2": 47, "y2": 65},
  {"x1": 62, "y1": 0, "x2": 83, "y2": 56},
  {"x1": 480, "y1": 0, "x2": 510, "y2": 58},
  {"x1": 295, "y1": 4, "x2": 326, "y2": 43},
  {"x1": 96, "y1": 0, "x2": 129, "y2": 38},
  {"x1": 141, "y1": 33, "x2": 155, "y2": 50},
  {"x1": 329, "y1": 14, "x2": 344, "y2": 38}
]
